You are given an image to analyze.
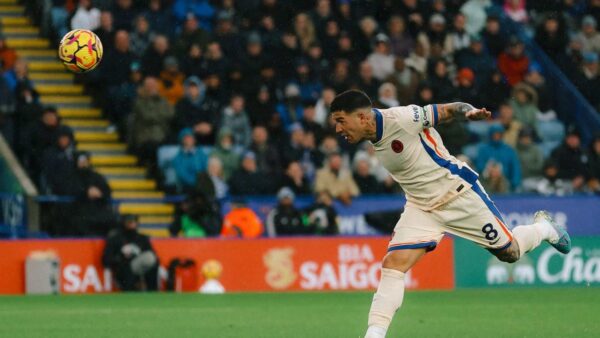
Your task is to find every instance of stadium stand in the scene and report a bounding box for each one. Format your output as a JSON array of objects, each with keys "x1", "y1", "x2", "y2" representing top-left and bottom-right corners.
[{"x1": 0, "y1": 0, "x2": 599, "y2": 238}]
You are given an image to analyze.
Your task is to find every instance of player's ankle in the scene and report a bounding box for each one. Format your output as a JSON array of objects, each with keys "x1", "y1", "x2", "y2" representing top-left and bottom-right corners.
[{"x1": 365, "y1": 325, "x2": 387, "y2": 338}]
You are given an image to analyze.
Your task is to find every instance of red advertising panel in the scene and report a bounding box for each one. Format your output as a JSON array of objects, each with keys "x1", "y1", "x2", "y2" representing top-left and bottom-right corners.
[{"x1": 0, "y1": 237, "x2": 454, "y2": 294}]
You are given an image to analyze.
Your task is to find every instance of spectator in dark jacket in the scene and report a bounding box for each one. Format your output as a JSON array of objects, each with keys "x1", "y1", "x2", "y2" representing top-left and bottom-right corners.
[
  {"x1": 170, "y1": 191, "x2": 221, "y2": 237},
  {"x1": 103, "y1": 214, "x2": 159, "y2": 291},
  {"x1": 69, "y1": 152, "x2": 116, "y2": 237},
  {"x1": 353, "y1": 153, "x2": 383, "y2": 194},
  {"x1": 550, "y1": 127, "x2": 589, "y2": 190},
  {"x1": 266, "y1": 187, "x2": 310, "y2": 237},
  {"x1": 280, "y1": 161, "x2": 312, "y2": 195},
  {"x1": 111, "y1": 0, "x2": 138, "y2": 31},
  {"x1": 40, "y1": 126, "x2": 76, "y2": 195},
  {"x1": 141, "y1": 35, "x2": 172, "y2": 77},
  {"x1": 249, "y1": 126, "x2": 281, "y2": 177},
  {"x1": 228, "y1": 151, "x2": 274, "y2": 195},
  {"x1": 172, "y1": 76, "x2": 215, "y2": 145},
  {"x1": 304, "y1": 191, "x2": 339, "y2": 235}
]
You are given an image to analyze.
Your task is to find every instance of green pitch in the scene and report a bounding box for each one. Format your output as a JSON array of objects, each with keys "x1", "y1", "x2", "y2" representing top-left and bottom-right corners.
[{"x1": 1, "y1": 289, "x2": 598, "y2": 338}]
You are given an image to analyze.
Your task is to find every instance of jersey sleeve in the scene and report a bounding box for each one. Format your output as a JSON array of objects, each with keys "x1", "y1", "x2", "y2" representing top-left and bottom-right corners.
[{"x1": 390, "y1": 104, "x2": 439, "y2": 135}]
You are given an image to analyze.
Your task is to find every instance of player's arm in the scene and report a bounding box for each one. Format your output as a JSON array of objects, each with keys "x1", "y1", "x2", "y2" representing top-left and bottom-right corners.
[{"x1": 435, "y1": 102, "x2": 491, "y2": 124}]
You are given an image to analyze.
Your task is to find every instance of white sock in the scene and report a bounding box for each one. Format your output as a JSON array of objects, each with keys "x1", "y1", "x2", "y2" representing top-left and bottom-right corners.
[
  {"x1": 513, "y1": 222, "x2": 557, "y2": 257},
  {"x1": 366, "y1": 268, "x2": 405, "y2": 337}
]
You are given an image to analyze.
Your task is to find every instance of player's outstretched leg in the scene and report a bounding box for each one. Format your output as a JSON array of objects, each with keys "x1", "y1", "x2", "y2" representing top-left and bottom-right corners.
[
  {"x1": 509, "y1": 210, "x2": 571, "y2": 260},
  {"x1": 365, "y1": 248, "x2": 426, "y2": 338}
]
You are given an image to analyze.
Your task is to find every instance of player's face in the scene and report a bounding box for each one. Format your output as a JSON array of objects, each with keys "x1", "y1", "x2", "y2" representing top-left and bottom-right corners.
[{"x1": 331, "y1": 110, "x2": 366, "y2": 144}]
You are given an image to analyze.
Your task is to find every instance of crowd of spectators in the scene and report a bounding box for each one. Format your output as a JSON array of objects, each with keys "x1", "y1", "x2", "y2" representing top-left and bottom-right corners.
[{"x1": 2, "y1": 1, "x2": 600, "y2": 238}]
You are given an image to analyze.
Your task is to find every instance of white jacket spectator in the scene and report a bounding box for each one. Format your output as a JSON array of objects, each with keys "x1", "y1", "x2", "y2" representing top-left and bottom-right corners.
[
  {"x1": 367, "y1": 34, "x2": 395, "y2": 81},
  {"x1": 70, "y1": 0, "x2": 101, "y2": 31},
  {"x1": 461, "y1": 0, "x2": 492, "y2": 35}
]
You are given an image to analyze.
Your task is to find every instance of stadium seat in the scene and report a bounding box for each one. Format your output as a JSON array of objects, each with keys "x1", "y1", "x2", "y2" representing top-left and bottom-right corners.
[
  {"x1": 157, "y1": 145, "x2": 180, "y2": 187},
  {"x1": 462, "y1": 143, "x2": 480, "y2": 162},
  {"x1": 537, "y1": 120, "x2": 565, "y2": 143}
]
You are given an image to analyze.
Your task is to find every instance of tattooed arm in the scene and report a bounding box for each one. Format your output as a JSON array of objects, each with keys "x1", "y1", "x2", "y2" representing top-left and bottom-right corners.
[{"x1": 436, "y1": 102, "x2": 491, "y2": 124}]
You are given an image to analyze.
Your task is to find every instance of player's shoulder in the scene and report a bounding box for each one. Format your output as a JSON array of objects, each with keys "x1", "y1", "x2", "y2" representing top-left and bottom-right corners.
[{"x1": 378, "y1": 104, "x2": 427, "y2": 123}]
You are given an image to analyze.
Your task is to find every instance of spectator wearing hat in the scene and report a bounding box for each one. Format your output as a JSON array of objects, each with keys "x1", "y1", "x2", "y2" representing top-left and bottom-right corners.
[
  {"x1": 475, "y1": 124, "x2": 522, "y2": 191},
  {"x1": 579, "y1": 52, "x2": 600, "y2": 108},
  {"x1": 367, "y1": 33, "x2": 396, "y2": 81},
  {"x1": 129, "y1": 15, "x2": 155, "y2": 59},
  {"x1": 523, "y1": 63, "x2": 553, "y2": 114},
  {"x1": 550, "y1": 127, "x2": 589, "y2": 191},
  {"x1": 374, "y1": 82, "x2": 399, "y2": 109},
  {"x1": 503, "y1": 0, "x2": 528, "y2": 24},
  {"x1": 516, "y1": 126, "x2": 544, "y2": 180},
  {"x1": 172, "y1": 128, "x2": 208, "y2": 193},
  {"x1": 228, "y1": 151, "x2": 275, "y2": 195},
  {"x1": 220, "y1": 94, "x2": 252, "y2": 150},
  {"x1": 0, "y1": 34, "x2": 17, "y2": 71},
  {"x1": 266, "y1": 187, "x2": 309, "y2": 237},
  {"x1": 574, "y1": 16, "x2": 600, "y2": 54},
  {"x1": 315, "y1": 152, "x2": 359, "y2": 204},
  {"x1": 69, "y1": 151, "x2": 116, "y2": 237},
  {"x1": 498, "y1": 36, "x2": 530, "y2": 86},
  {"x1": 172, "y1": 76, "x2": 215, "y2": 145},
  {"x1": 277, "y1": 84, "x2": 304, "y2": 131},
  {"x1": 455, "y1": 67, "x2": 481, "y2": 107},
  {"x1": 455, "y1": 34, "x2": 495, "y2": 87},
  {"x1": 509, "y1": 83, "x2": 539, "y2": 132},
  {"x1": 103, "y1": 214, "x2": 159, "y2": 291},
  {"x1": 40, "y1": 126, "x2": 76, "y2": 195},
  {"x1": 240, "y1": 33, "x2": 269, "y2": 85},
  {"x1": 158, "y1": 56, "x2": 185, "y2": 105},
  {"x1": 214, "y1": 11, "x2": 243, "y2": 58},
  {"x1": 141, "y1": 35, "x2": 172, "y2": 77},
  {"x1": 417, "y1": 14, "x2": 453, "y2": 58}
]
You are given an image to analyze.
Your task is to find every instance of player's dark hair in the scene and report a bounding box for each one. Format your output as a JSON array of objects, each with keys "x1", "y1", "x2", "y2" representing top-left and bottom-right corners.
[{"x1": 330, "y1": 90, "x2": 372, "y2": 115}]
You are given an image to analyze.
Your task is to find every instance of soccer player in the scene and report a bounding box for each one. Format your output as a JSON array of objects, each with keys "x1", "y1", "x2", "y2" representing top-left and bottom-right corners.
[{"x1": 329, "y1": 90, "x2": 572, "y2": 338}]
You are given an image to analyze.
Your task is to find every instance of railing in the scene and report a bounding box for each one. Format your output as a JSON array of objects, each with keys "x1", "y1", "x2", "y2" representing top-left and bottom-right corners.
[{"x1": 493, "y1": 6, "x2": 600, "y2": 143}]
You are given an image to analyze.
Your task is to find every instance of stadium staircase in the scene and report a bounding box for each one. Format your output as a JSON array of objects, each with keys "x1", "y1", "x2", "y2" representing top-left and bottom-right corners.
[{"x1": 0, "y1": 1, "x2": 174, "y2": 237}]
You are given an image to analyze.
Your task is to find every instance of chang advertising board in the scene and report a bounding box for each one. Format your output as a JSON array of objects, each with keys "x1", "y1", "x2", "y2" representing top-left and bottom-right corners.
[{"x1": 455, "y1": 237, "x2": 600, "y2": 287}]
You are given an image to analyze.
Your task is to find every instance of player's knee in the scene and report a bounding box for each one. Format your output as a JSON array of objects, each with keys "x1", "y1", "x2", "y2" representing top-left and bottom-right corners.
[
  {"x1": 495, "y1": 249, "x2": 520, "y2": 263},
  {"x1": 382, "y1": 250, "x2": 418, "y2": 272}
]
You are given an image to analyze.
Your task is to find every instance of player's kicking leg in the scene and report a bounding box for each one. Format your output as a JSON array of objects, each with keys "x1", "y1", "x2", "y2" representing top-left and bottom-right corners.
[
  {"x1": 365, "y1": 248, "x2": 427, "y2": 338},
  {"x1": 490, "y1": 210, "x2": 572, "y2": 263}
]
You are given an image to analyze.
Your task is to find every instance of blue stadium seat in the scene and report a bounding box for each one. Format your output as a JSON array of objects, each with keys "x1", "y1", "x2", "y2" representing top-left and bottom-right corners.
[
  {"x1": 462, "y1": 143, "x2": 480, "y2": 163},
  {"x1": 157, "y1": 145, "x2": 180, "y2": 187},
  {"x1": 537, "y1": 120, "x2": 565, "y2": 143},
  {"x1": 467, "y1": 121, "x2": 494, "y2": 142}
]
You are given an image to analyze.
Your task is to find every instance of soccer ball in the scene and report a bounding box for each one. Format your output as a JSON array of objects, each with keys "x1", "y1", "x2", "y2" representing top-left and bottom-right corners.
[
  {"x1": 58, "y1": 29, "x2": 103, "y2": 73},
  {"x1": 201, "y1": 259, "x2": 223, "y2": 280}
]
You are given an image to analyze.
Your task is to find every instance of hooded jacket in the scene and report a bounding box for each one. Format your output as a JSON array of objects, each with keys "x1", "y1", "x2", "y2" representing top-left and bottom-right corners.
[{"x1": 476, "y1": 124, "x2": 522, "y2": 189}]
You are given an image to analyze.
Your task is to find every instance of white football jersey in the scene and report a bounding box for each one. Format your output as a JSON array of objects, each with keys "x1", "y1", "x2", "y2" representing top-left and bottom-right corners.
[{"x1": 371, "y1": 105, "x2": 479, "y2": 210}]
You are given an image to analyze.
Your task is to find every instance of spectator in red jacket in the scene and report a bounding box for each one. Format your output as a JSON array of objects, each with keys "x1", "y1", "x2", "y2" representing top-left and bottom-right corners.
[{"x1": 498, "y1": 36, "x2": 530, "y2": 86}]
